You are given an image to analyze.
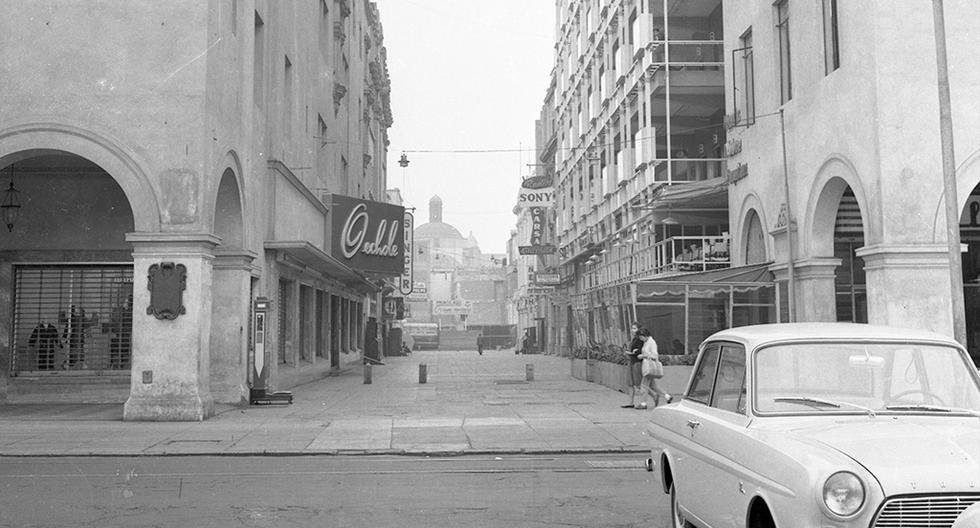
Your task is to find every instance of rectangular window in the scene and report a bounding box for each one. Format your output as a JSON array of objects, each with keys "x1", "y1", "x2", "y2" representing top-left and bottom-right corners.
[
  {"x1": 11, "y1": 264, "x2": 133, "y2": 373},
  {"x1": 823, "y1": 0, "x2": 840, "y2": 74},
  {"x1": 776, "y1": 0, "x2": 792, "y2": 104},
  {"x1": 741, "y1": 30, "x2": 755, "y2": 124},
  {"x1": 283, "y1": 55, "x2": 293, "y2": 137},
  {"x1": 253, "y1": 11, "x2": 265, "y2": 108}
]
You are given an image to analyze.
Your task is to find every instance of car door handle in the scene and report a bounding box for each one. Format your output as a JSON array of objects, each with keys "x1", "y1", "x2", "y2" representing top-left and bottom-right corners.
[{"x1": 687, "y1": 420, "x2": 701, "y2": 430}]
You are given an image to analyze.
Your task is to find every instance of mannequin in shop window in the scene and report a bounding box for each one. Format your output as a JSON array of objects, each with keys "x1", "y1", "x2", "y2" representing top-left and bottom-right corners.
[
  {"x1": 104, "y1": 294, "x2": 133, "y2": 369},
  {"x1": 59, "y1": 305, "x2": 98, "y2": 369},
  {"x1": 29, "y1": 320, "x2": 61, "y2": 371}
]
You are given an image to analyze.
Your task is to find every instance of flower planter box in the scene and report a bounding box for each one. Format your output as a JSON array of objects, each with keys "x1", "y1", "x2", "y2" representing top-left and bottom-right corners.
[{"x1": 570, "y1": 358, "x2": 693, "y2": 396}]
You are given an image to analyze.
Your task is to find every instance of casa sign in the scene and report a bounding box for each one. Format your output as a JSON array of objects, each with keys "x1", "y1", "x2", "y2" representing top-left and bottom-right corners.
[{"x1": 327, "y1": 194, "x2": 405, "y2": 275}]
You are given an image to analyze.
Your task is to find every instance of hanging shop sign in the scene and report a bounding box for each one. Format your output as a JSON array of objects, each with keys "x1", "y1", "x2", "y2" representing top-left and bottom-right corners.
[
  {"x1": 532, "y1": 273, "x2": 561, "y2": 285},
  {"x1": 518, "y1": 206, "x2": 556, "y2": 255},
  {"x1": 383, "y1": 296, "x2": 405, "y2": 319},
  {"x1": 517, "y1": 186, "x2": 555, "y2": 208},
  {"x1": 327, "y1": 194, "x2": 405, "y2": 275},
  {"x1": 519, "y1": 245, "x2": 557, "y2": 255},
  {"x1": 516, "y1": 175, "x2": 555, "y2": 209},
  {"x1": 399, "y1": 211, "x2": 414, "y2": 294},
  {"x1": 433, "y1": 299, "x2": 473, "y2": 315}
]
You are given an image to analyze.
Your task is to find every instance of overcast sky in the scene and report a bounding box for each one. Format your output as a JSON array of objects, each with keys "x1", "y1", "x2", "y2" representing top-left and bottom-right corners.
[{"x1": 377, "y1": 1, "x2": 556, "y2": 254}]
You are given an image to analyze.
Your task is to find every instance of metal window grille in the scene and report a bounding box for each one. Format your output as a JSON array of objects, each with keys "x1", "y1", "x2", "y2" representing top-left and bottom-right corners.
[{"x1": 11, "y1": 264, "x2": 133, "y2": 374}]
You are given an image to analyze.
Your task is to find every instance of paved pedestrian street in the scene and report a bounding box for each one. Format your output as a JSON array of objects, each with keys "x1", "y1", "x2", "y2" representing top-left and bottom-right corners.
[{"x1": 0, "y1": 349, "x2": 658, "y2": 457}]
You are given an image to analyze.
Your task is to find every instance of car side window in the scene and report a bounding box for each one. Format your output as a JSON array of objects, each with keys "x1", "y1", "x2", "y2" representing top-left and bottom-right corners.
[
  {"x1": 688, "y1": 344, "x2": 721, "y2": 405},
  {"x1": 711, "y1": 345, "x2": 747, "y2": 415}
]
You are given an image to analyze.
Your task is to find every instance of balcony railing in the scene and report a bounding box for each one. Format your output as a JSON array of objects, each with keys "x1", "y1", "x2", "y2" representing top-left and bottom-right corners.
[{"x1": 582, "y1": 234, "x2": 731, "y2": 291}]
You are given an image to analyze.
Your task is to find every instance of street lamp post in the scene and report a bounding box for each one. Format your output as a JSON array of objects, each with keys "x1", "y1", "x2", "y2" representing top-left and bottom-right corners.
[{"x1": 932, "y1": 0, "x2": 966, "y2": 345}]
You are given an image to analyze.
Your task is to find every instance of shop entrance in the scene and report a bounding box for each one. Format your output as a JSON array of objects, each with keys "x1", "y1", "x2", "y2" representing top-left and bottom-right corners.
[
  {"x1": 12, "y1": 264, "x2": 133, "y2": 372},
  {"x1": 2, "y1": 153, "x2": 135, "y2": 379}
]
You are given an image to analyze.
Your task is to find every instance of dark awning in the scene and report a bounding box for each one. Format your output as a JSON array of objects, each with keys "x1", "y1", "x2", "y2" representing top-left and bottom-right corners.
[
  {"x1": 640, "y1": 177, "x2": 729, "y2": 225},
  {"x1": 265, "y1": 240, "x2": 379, "y2": 293},
  {"x1": 636, "y1": 262, "x2": 775, "y2": 302}
]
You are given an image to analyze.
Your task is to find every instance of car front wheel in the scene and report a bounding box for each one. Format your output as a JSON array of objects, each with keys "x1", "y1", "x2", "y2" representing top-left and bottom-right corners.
[{"x1": 670, "y1": 483, "x2": 686, "y2": 528}]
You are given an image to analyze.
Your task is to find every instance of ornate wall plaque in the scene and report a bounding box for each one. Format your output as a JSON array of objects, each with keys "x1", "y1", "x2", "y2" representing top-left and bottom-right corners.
[{"x1": 146, "y1": 262, "x2": 187, "y2": 320}]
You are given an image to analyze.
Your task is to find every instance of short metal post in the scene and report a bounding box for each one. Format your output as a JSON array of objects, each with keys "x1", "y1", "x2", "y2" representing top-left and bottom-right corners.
[
  {"x1": 526, "y1": 363, "x2": 534, "y2": 381},
  {"x1": 419, "y1": 363, "x2": 427, "y2": 384},
  {"x1": 363, "y1": 363, "x2": 372, "y2": 384}
]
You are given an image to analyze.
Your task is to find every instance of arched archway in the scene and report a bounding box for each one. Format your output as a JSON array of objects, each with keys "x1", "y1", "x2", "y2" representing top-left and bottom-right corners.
[
  {"x1": 743, "y1": 209, "x2": 767, "y2": 265},
  {"x1": 214, "y1": 167, "x2": 244, "y2": 248},
  {"x1": 804, "y1": 163, "x2": 870, "y2": 323},
  {"x1": 208, "y1": 161, "x2": 253, "y2": 404},
  {"x1": 1, "y1": 151, "x2": 138, "y2": 389},
  {"x1": 0, "y1": 123, "x2": 159, "y2": 231}
]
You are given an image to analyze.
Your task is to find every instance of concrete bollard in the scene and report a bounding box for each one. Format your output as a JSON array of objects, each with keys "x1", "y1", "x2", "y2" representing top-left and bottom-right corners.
[
  {"x1": 419, "y1": 363, "x2": 427, "y2": 384},
  {"x1": 363, "y1": 363, "x2": 372, "y2": 384},
  {"x1": 526, "y1": 363, "x2": 534, "y2": 381}
]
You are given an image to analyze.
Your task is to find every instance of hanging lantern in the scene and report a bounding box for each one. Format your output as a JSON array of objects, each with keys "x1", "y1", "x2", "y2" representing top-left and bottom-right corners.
[
  {"x1": 1, "y1": 168, "x2": 20, "y2": 232},
  {"x1": 398, "y1": 152, "x2": 410, "y2": 168}
]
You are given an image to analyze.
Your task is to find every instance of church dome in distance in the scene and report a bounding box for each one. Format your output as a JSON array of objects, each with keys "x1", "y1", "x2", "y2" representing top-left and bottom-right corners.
[{"x1": 414, "y1": 195, "x2": 464, "y2": 240}]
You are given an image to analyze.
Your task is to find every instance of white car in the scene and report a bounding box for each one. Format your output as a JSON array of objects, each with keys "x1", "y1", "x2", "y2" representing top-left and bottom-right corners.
[{"x1": 646, "y1": 323, "x2": 980, "y2": 528}]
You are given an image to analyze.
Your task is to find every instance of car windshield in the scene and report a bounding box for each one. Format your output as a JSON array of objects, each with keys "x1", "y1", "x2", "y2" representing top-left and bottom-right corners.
[{"x1": 753, "y1": 342, "x2": 980, "y2": 415}]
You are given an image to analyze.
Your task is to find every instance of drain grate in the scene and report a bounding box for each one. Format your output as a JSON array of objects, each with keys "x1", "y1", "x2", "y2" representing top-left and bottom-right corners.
[{"x1": 494, "y1": 380, "x2": 528, "y2": 385}]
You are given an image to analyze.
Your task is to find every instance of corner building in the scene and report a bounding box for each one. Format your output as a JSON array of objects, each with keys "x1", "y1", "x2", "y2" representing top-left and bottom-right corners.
[
  {"x1": 0, "y1": 1, "x2": 399, "y2": 419},
  {"x1": 724, "y1": 0, "x2": 980, "y2": 365}
]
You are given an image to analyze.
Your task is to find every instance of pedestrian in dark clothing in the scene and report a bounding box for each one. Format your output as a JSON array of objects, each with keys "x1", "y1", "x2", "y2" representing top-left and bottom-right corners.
[{"x1": 622, "y1": 322, "x2": 645, "y2": 408}]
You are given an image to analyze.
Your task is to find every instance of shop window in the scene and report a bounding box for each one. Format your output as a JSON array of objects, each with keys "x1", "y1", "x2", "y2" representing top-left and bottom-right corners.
[{"x1": 11, "y1": 264, "x2": 133, "y2": 373}]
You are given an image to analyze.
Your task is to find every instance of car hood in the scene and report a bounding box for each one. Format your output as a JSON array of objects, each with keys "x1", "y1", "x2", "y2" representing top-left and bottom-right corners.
[{"x1": 783, "y1": 417, "x2": 980, "y2": 495}]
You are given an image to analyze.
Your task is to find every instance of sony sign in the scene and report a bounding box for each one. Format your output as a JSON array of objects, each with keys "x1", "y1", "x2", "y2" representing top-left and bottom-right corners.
[{"x1": 327, "y1": 194, "x2": 405, "y2": 275}]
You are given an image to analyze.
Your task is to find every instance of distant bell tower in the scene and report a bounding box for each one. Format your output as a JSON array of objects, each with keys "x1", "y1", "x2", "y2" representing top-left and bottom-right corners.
[{"x1": 429, "y1": 195, "x2": 443, "y2": 223}]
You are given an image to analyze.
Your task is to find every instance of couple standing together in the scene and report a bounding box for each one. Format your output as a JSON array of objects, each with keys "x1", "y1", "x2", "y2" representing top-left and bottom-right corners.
[{"x1": 622, "y1": 322, "x2": 672, "y2": 409}]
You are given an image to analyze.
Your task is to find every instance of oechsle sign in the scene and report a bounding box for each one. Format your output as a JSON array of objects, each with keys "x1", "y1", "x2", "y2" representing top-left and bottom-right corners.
[{"x1": 327, "y1": 194, "x2": 405, "y2": 275}]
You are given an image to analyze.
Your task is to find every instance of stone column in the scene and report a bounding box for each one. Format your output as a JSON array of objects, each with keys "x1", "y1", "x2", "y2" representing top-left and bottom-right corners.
[
  {"x1": 209, "y1": 249, "x2": 256, "y2": 404},
  {"x1": 124, "y1": 233, "x2": 220, "y2": 421},
  {"x1": 793, "y1": 257, "x2": 842, "y2": 322},
  {"x1": 856, "y1": 244, "x2": 954, "y2": 335}
]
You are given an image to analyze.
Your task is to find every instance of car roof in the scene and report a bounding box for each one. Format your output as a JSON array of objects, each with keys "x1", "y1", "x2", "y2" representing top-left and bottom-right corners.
[{"x1": 705, "y1": 322, "x2": 963, "y2": 350}]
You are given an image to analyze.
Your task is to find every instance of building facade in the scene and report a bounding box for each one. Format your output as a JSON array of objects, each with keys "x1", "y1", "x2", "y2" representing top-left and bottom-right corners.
[
  {"x1": 724, "y1": 0, "x2": 980, "y2": 365},
  {"x1": 0, "y1": 0, "x2": 398, "y2": 419},
  {"x1": 534, "y1": 0, "x2": 764, "y2": 357},
  {"x1": 407, "y1": 196, "x2": 509, "y2": 331}
]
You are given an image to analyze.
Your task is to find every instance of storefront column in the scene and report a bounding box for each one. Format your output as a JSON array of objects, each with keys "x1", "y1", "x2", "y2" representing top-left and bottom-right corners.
[
  {"x1": 124, "y1": 233, "x2": 220, "y2": 421},
  {"x1": 793, "y1": 257, "x2": 842, "y2": 322},
  {"x1": 856, "y1": 244, "x2": 954, "y2": 335},
  {"x1": 209, "y1": 249, "x2": 256, "y2": 404}
]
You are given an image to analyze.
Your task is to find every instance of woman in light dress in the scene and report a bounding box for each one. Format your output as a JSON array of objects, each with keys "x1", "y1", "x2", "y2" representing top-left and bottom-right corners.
[{"x1": 635, "y1": 328, "x2": 672, "y2": 409}]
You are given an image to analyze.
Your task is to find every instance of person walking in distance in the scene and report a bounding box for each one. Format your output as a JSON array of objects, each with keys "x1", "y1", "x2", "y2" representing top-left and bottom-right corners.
[
  {"x1": 517, "y1": 329, "x2": 529, "y2": 355},
  {"x1": 636, "y1": 328, "x2": 671, "y2": 409},
  {"x1": 622, "y1": 322, "x2": 645, "y2": 408}
]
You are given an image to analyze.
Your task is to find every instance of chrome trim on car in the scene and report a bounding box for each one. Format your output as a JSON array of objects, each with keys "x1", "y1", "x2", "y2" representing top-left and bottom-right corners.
[{"x1": 872, "y1": 494, "x2": 980, "y2": 528}]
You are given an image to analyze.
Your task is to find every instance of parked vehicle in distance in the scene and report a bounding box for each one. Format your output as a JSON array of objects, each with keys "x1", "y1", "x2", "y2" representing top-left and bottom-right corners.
[
  {"x1": 646, "y1": 322, "x2": 980, "y2": 528},
  {"x1": 402, "y1": 322, "x2": 440, "y2": 350}
]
